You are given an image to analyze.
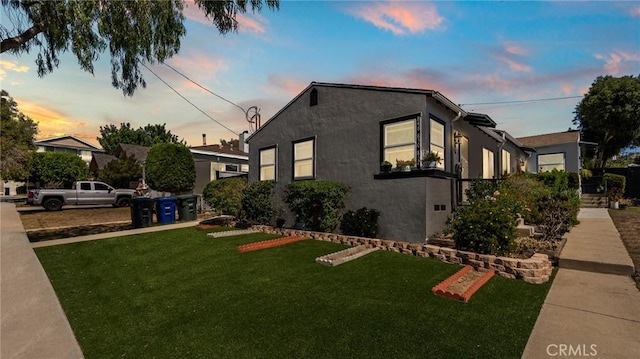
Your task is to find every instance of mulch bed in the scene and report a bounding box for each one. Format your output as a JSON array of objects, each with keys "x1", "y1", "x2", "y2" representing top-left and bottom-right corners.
[{"x1": 27, "y1": 223, "x2": 133, "y2": 242}]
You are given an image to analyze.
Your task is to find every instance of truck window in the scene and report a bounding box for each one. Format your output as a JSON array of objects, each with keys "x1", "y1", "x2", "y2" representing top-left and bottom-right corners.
[
  {"x1": 80, "y1": 183, "x2": 91, "y2": 191},
  {"x1": 94, "y1": 183, "x2": 110, "y2": 191}
]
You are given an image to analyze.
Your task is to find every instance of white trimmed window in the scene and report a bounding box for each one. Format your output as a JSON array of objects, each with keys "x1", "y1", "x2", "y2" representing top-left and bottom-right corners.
[
  {"x1": 293, "y1": 138, "x2": 314, "y2": 179},
  {"x1": 430, "y1": 119, "x2": 445, "y2": 169},
  {"x1": 501, "y1": 149, "x2": 511, "y2": 175},
  {"x1": 383, "y1": 119, "x2": 416, "y2": 167},
  {"x1": 538, "y1": 153, "x2": 565, "y2": 172},
  {"x1": 259, "y1": 147, "x2": 276, "y2": 181},
  {"x1": 483, "y1": 148, "x2": 495, "y2": 179}
]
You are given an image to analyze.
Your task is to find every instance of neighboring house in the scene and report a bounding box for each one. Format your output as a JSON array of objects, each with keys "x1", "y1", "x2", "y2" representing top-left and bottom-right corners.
[
  {"x1": 2, "y1": 135, "x2": 104, "y2": 196},
  {"x1": 35, "y1": 135, "x2": 104, "y2": 164},
  {"x1": 190, "y1": 143, "x2": 249, "y2": 195},
  {"x1": 89, "y1": 152, "x2": 117, "y2": 176},
  {"x1": 517, "y1": 130, "x2": 581, "y2": 173},
  {"x1": 246, "y1": 82, "x2": 476, "y2": 243},
  {"x1": 100, "y1": 142, "x2": 249, "y2": 195}
]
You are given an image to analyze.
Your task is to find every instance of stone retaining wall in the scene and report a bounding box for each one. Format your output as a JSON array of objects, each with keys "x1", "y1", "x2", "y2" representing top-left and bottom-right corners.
[{"x1": 252, "y1": 225, "x2": 552, "y2": 284}]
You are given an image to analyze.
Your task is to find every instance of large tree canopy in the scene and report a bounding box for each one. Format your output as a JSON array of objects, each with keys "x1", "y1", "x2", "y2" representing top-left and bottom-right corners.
[
  {"x1": 573, "y1": 75, "x2": 640, "y2": 169},
  {"x1": 29, "y1": 151, "x2": 89, "y2": 188},
  {"x1": 0, "y1": 0, "x2": 279, "y2": 96},
  {"x1": 1, "y1": 89, "x2": 38, "y2": 180},
  {"x1": 98, "y1": 122, "x2": 184, "y2": 155}
]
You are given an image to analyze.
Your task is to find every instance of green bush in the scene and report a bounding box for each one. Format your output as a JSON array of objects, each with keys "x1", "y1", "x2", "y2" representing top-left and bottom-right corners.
[
  {"x1": 203, "y1": 177, "x2": 248, "y2": 217},
  {"x1": 450, "y1": 189, "x2": 518, "y2": 255},
  {"x1": 241, "y1": 181, "x2": 275, "y2": 225},
  {"x1": 496, "y1": 174, "x2": 550, "y2": 224},
  {"x1": 98, "y1": 154, "x2": 141, "y2": 189},
  {"x1": 145, "y1": 143, "x2": 195, "y2": 193},
  {"x1": 340, "y1": 207, "x2": 381, "y2": 238},
  {"x1": 29, "y1": 152, "x2": 89, "y2": 188},
  {"x1": 285, "y1": 181, "x2": 349, "y2": 232},
  {"x1": 604, "y1": 173, "x2": 626, "y2": 202},
  {"x1": 465, "y1": 178, "x2": 498, "y2": 203}
]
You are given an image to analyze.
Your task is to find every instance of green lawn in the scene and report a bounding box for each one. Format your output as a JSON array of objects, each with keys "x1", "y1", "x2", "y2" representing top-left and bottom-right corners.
[{"x1": 35, "y1": 228, "x2": 552, "y2": 358}]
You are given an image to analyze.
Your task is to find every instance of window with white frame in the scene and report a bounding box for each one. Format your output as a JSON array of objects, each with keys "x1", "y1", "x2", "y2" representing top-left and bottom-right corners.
[
  {"x1": 430, "y1": 119, "x2": 445, "y2": 169},
  {"x1": 483, "y1": 148, "x2": 495, "y2": 179},
  {"x1": 240, "y1": 164, "x2": 249, "y2": 173},
  {"x1": 501, "y1": 149, "x2": 511, "y2": 175},
  {"x1": 382, "y1": 119, "x2": 416, "y2": 167},
  {"x1": 293, "y1": 138, "x2": 314, "y2": 179},
  {"x1": 259, "y1": 147, "x2": 276, "y2": 181},
  {"x1": 538, "y1": 153, "x2": 565, "y2": 172}
]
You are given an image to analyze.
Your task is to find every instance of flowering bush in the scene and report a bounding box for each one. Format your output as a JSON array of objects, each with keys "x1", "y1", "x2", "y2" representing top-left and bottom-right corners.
[{"x1": 450, "y1": 186, "x2": 519, "y2": 255}]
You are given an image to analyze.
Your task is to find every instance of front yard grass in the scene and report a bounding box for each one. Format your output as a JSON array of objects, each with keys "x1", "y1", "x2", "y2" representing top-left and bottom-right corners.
[{"x1": 35, "y1": 228, "x2": 552, "y2": 358}]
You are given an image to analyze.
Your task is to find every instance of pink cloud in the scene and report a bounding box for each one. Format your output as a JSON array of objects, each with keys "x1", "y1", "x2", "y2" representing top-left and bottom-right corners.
[
  {"x1": 489, "y1": 43, "x2": 532, "y2": 73},
  {"x1": 562, "y1": 84, "x2": 573, "y2": 95},
  {"x1": 267, "y1": 74, "x2": 309, "y2": 96},
  {"x1": 345, "y1": 1, "x2": 444, "y2": 35},
  {"x1": 630, "y1": 5, "x2": 640, "y2": 17},
  {"x1": 504, "y1": 42, "x2": 528, "y2": 56},
  {"x1": 594, "y1": 50, "x2": 640, "y2": 75},
  {"x1": 168, "y1": 53, "x2": 227, "y2": 80}
]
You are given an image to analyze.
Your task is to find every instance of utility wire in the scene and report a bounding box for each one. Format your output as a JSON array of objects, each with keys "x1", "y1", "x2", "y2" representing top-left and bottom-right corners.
[
  {"x1": 140, "y1": 62, "x2": 238, "y2": 137},
  {"x1": 460, "y1": 95, "x2": 582, "y2": 107},
  {"x1": 162, "y1": 62, "x2": 247, "y2": 114}
]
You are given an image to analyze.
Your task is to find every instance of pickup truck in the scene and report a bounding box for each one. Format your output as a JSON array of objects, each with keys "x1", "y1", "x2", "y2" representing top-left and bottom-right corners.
[{"x1": 27, "y1": 181, "x2": 136, "y2": 211}]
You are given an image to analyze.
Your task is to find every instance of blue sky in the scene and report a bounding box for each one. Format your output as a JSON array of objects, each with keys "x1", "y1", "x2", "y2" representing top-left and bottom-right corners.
[{"x1": 1, "y1": 0, "x2": 639, "y2": 147}]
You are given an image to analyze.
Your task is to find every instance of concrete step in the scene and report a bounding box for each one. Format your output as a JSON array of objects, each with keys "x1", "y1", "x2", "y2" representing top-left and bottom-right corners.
[{"x1": 517, "y1": 224, "x2": 535, "y2": 237}]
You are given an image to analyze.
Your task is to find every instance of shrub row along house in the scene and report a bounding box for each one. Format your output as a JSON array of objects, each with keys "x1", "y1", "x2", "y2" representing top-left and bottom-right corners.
[{"x1": 246, "y1": 82, "x2": 583, "y2": 243}]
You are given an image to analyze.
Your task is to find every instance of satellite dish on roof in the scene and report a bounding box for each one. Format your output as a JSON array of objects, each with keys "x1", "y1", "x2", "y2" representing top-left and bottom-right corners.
[{"x1": 245, "y1": 106, "x2": 260, "y2": 133}]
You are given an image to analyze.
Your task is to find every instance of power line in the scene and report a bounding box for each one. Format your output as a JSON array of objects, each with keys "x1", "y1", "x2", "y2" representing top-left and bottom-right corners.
[
  {"x1": 162, "y1": 62, "x2": 247, "y2": 114},
  {"x1": 460, "y1": 95, "x2": 582, "y2": 107},
  {"x1": 140, "y1": 62, "x2": 238, "y2": 137}
]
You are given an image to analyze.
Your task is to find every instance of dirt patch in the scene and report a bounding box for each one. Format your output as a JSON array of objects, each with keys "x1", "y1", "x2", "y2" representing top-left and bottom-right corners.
[
  {"x1": 19, "y1": 207, "x2": 131, "y2": 230},
  {"x1": 609, "y1": 206, "x2": 640, "y2": 289}
]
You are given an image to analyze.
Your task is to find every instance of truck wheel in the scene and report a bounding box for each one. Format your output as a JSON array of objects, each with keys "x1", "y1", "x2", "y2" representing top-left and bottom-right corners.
[
  {"x1": 43, "y1": 198, "x2": 63, "y2": 211},
  {"x1": 116, "y1": 196, "x2": 131, "y2": 207}
]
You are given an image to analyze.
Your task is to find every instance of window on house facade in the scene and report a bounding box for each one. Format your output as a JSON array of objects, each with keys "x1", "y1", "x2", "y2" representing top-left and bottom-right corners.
[
  {"x1": 382, "y1": 118, "x2": 416, "y2": 166},
  {"x1": 501, "y1": 149, "x2": 511, "y2": 175},
  {"x1": 240, "y1": 164, "x2": 249, "y2": 173},
  {"x1": 293, "y1": 138, "x2": 315, "y2": 179},
  {"x1": 483, "y1": 148, "x2": 495, "y2": 179},
  {"x1": 430, "y1": 119, "x2": 445, "y2": 169},
  {"x1": 225, "y1": 164, "x2": 239, "y2": 172},
  {"x1": 538, "y1": 153, "x2": 565, "y2": 172},
  {"x1": 259, "y1": 147, "x2": 276, "y2": 181}
]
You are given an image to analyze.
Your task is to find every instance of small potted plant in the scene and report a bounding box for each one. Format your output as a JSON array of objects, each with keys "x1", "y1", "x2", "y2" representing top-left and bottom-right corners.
[
  {"x1": 380, "y1": 161, "x2": 393, "y2": 173},
  {"x1": 395, "y1": 158, "x2": 415, "y2": 172},
  {"x1": 422, "y1": 151, "x2": 442, "y2": 168}
]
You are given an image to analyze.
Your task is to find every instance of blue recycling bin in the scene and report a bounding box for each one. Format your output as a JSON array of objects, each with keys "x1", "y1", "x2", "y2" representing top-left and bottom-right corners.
[{"x1": 155, "y1": 196, "x2": 177, "y2": 224}]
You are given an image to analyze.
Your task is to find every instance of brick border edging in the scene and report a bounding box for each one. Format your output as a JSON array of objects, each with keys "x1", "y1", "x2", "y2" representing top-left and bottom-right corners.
[
  {"x1": 431, "y1": 266, "x2": 496, "y2": 302},
  {"x1": 252, "y1": 226, "x2": 552, "y2": 284}
]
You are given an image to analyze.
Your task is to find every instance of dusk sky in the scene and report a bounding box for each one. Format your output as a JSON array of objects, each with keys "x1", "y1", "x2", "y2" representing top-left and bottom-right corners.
[{"x1": 1, "y1": 1, "x2": 639, "y2": 148}]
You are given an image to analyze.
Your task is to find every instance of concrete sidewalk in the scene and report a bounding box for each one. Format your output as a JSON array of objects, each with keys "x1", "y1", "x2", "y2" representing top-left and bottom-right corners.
[
  {"x1": 522, "y1": 208, "x2": 640, "y2": 359},
  {"x1": 1, "y1": 202, "x2": 84, "y2": 359}
]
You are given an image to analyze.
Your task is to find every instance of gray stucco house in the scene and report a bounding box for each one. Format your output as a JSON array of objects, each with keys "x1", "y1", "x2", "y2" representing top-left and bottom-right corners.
[
  {"x1": 517, "y1": 130, "x2": 581, "y2": 174},
  {"x1": 246, "y1": 82, "x2": 485, "y2": 243}
]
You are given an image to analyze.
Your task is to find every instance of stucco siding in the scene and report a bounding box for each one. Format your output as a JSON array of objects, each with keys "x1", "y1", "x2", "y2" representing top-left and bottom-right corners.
[{"x1": 248, "y1": 85, "x2": 459, "y2": 242}]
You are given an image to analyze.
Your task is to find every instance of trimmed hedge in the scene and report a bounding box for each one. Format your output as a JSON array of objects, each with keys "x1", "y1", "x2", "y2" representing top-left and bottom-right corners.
[
  {"x1": 285, "y1": 181, "x2": 349, "y2": 232},
  {"x1": 241, "y1": 181, "x2": 275, "y2": 225},
  {"x1": 203, "y1": 177, "x2": 248, "y2": 217}
]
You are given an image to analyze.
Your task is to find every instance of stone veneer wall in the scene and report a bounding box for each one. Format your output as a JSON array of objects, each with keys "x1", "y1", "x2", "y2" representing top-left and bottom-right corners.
[{"x1": 252, "y1": 226, "x2": 553, "y2": 284}]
